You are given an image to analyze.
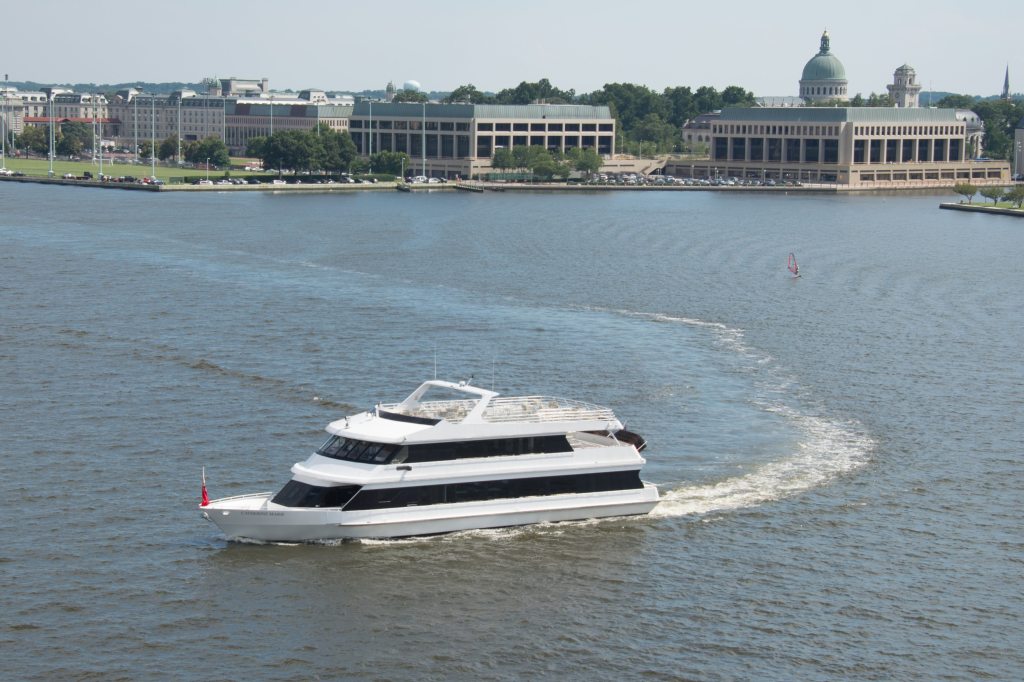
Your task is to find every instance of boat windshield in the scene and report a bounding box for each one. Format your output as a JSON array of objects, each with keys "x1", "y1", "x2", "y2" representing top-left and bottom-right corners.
[{"x1": 317, "y1": 436, "x2": 400, "y2": 464}]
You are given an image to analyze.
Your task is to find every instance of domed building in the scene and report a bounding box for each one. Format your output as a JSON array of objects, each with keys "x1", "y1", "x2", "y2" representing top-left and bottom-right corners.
[{"x1": 799, "y1": 30, "x2": 849, "y2": 103}]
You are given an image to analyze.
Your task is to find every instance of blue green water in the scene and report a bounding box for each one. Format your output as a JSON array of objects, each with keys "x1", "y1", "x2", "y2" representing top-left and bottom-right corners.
[{"x1": 1, "y1": 185, "x2": 1021, "y2": 680}]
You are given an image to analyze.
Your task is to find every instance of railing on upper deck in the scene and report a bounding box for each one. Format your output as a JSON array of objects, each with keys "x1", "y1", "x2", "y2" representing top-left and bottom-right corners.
[{"x1": 379, "y1": 395, "x2": 616, "y2": 424}]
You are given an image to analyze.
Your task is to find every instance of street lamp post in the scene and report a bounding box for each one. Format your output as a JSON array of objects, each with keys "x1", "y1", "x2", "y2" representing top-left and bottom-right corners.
[
  {"x1": 150, "y1": 94, "x2": 156, "y2": 180},
  {"x1": 206, "y1": 157, "x2": 210, "y2": 182},
  {"x1": 1, "y1": 75, "x2": 7, "y2": 171},
  {"x1": 97, "y1": 94, "x2": 103, "y2": 178},
  {"x1": 134, "y1": 94, "x2": 138, "y2": 162},
  {"x1": 48, "y1": 92, "x2": 54, "y2": 176},
  {"x1": 177, "y1": 95, "x2": 181, "y2": 165},
  {"x1": 421, "y1": 101, "x2": 426, "y2": 177}
]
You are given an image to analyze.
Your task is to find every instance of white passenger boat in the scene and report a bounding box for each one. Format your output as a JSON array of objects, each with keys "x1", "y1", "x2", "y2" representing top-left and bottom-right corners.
[{"x1": 200, "y1": 379, "x2": 659, "y2": 541}]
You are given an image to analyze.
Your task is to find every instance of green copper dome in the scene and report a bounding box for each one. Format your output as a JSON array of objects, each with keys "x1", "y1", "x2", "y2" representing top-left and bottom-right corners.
[{"x1": 801, "y1": 31, "x2": 846, "y2": 81}]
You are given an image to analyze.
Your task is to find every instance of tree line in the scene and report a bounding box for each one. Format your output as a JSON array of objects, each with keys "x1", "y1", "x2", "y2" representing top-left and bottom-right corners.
[
  {"x1": 936, "y1": 96, "x2": 1024, "y2": 161},
  {"x1": 954, "y1": 182, "x2": 1024, "y2": 207},
  {"x1": 442, "y1": 79, "x2": 758, "y2": 154},
  {"x1": 12, "y1": 121, "x2": 232, "y2": 168}
]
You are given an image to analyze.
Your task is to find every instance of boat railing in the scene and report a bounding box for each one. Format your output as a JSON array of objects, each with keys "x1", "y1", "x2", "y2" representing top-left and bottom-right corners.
[
  {"x1": 380, "y1": 395, "x2": 616, "y2": 424},
  {"x1": 380, "y1": 398, "x2": 477, "y2": 422},
  {"x1": 483, "y1": 396, "x2": 616, "y2": 423},
  {"x1": 206, "y1": 491, "x2": 273, "y2": 505}
]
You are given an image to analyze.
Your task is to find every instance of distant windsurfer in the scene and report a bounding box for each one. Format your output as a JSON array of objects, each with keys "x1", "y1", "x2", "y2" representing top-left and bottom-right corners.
[{"x1": 788, "y1": 252, "x2": 800, "y2": 278}]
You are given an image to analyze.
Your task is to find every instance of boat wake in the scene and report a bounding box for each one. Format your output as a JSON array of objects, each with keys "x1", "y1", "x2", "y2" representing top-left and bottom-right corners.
[
  {"x1": 651, "y1": 407, "x2": 872, "y2": 518},
  {"x1": 602, "y1": 306, "x2": 875, "y2": 518}
]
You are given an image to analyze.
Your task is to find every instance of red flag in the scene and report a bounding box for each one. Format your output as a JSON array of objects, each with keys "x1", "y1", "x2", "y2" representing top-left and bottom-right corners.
[{"x1": 201, "y1": 467, "x2": 210, "y2": 507}]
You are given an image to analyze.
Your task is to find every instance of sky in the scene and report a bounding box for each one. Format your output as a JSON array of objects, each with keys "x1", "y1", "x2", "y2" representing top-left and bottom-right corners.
[{"x1": 3, "y1": 0, "x2": 1020, "y2": 98}]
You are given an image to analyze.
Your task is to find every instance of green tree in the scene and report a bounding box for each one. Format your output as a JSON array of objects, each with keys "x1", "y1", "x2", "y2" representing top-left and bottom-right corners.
[
  {"x1": 246, "y1": 136, "x2": 266, "y2": 159},
  {"x1": 586, "y1": 83, "x2": 668, "y2": 132},
  {"x1": 532, "y1": 152, "x2": 571, "y2": 180},
  {"x1": 721, "y1": 85, "x2": 756, "y2": 107},
  {"x1": 1003, "y1": 185, "x2": 1024, "y2": 208},
  {"x1": 632, "y1": 112, "x2": 677, "y2": 154},
  {"x1": 158, "y1": 135, "x2": 179, "y2": 161},
  {"x1": 936, "y1": 94, "x2": 977, "y2": 109},
  {"x1": 692, "y1": 86, "x2": 723, "y2": 116},
  {"x1": 865, "y1": 92, "x2": 892, "y2": 106},
  {"x1": 443, "y1": 84, "x2": 493, "y2": 104},
  {"x1": 139, "y1": 139, "x2": 154, "y2": 160},
  {"x1": 953, "y1": 182, "x2": 978, "y2": 204},
  {"x1": 491, "y1": 148, "x2": 514, "y2": 171},
  {"x1": 369, "y1": 150, "x2": 410, "y2": 175},
  {"x1": 17, "y1": 126, "x2": 49, "y2": 155},
  {"x1": 393, "y1": 90, "x2": 428, "y2": 103},
  {"x1": 495, "y1": 78, "x2": 574, "y2": 105},
  {"x1": 567, "y1": 147, "x2": 602, "y2": 176},
  {"x1": 186, "y1": 136, "x2": 230, "y2": 167},
  {"x1": 56, "y1": 134, "x2": 80, "y2": 157},
  {"x1": 320, "y1": 129, "x2": 357, "y2": 174},
  {"x1": 979, "y1": 186, "x2": 1004, "y2": 205},
  {"x1": 970, "y1": 99, "x2": 1023, "y2": 159},
  {"x1": 350, "y1": 157, "x2": 370, "y2": 174},
  {"x1": 663, "y1": 86, "x2": 696, "y2": 127},
  {"x1": 58, "y1": 121, "x2": 91, "y2": 156}
]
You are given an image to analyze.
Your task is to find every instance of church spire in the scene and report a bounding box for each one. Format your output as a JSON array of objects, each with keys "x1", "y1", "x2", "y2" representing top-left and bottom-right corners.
[{"x1": 1002, "y1": 65, "x2": 1010, "y2": 100}]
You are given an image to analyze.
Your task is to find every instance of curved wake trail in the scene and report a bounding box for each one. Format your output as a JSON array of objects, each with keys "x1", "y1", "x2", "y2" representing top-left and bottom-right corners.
[
  {"x1": 652, "y1": 408, "x2": 873, "y2": 517},
  {"x1": 602, "y1": 307, "x2": 876, "y2": 518}
]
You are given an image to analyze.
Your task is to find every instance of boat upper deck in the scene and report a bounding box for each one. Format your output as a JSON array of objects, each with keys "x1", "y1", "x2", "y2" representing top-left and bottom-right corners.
[{"x1": 380, "y1": 395, "x2": 616, "y2": 425}]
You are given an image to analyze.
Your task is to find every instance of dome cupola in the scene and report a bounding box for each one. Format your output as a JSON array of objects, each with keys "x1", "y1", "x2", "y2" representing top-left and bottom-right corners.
[{"x1": 799, "y1": 30, "x2": 849, "y2": 103}]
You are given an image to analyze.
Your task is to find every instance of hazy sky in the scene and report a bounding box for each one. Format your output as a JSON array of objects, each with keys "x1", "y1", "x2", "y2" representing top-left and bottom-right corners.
[{"x1": 4, "y1": 0, "x2": 1020, "y2": 97}]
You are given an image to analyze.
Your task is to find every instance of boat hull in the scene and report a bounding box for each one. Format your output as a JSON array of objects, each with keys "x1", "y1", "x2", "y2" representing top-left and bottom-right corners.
[{"x1": 201, "y1": 484, "x2": 660, "y2": 542}]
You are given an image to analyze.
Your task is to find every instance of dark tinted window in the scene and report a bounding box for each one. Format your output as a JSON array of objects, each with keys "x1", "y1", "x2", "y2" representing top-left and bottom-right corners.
[
  {"x1": 403, "y1": 435, "x2": 570, "y2": 463},
  {"x1": 344, "y1": 471, "x2": 642, "y2": 510},
  {"x1": 317, "y1": 436, "x2": 400, "y2": 463},
  {"x1": 271, "y1": 481, "x2": 361, "y2": 508},
  {"x1": 317, "y1": 435, "x2": 570, "y2": 464}
]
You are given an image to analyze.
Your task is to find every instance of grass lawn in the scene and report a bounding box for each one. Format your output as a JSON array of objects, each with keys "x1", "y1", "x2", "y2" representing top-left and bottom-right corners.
[{"x1": 1, "y1": 156, "x2": 274, "y2": 182}]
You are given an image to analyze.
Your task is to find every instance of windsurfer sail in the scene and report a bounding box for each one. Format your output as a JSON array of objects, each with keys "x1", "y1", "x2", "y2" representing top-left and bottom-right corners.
[{"x1": 788, "y1": 253, "x2": 800, "y2": 278}]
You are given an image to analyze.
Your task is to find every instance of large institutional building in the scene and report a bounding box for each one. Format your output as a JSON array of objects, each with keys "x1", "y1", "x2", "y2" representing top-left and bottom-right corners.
[
  {"x1": 671, "y1": 32, "x2": 1011, "y2": 187},
  {"x1": 348, "y1": 102, "x2": 615, "y2": 179},
  {"x1": 1, "y1": 41, "x2": 1015, "y2": 186},
  {"x1": 1, "y1": 78, "x2": 352, "y2": 156}
]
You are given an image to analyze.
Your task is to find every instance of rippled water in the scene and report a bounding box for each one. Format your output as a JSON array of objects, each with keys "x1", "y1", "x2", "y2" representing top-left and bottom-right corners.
[{"x1": 2, "y1": 185, "x2": 1021, "y2": 680}]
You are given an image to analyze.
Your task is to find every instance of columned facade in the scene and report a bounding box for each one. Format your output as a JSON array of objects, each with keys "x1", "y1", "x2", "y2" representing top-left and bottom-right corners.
[
  {"x1": 665, "y1": 107, "x2": 1010, "y2": 187},
  {"x1": 349, "y1": 102, "x2": 615, "y2": 179}
]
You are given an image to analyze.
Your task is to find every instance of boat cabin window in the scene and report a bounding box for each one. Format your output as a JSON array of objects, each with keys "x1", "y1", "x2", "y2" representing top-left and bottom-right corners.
[
  {"x1": 271, "y1": 481, "x2": 361, "y2": 508},
  {"x1": 343, "y1": 470, "x2": 643, "y2": 511},
  {"x1": 317, "y1": 436, "x2": 400, "y2": 463},
  {"x1": 317, "y1": 435, "x2": 571, "y2": 464},
  {"x1": 401, "y1": 435, "x2": 570, "y2": 463}
]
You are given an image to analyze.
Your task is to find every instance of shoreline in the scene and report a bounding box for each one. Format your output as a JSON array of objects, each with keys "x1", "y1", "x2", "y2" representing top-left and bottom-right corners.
[
  {"x1": 938, "y1": 202, "x2": 1024, "y2": 217},
  {"x1": 1, "y1": 174, "x2": 975, "y2": 196}
]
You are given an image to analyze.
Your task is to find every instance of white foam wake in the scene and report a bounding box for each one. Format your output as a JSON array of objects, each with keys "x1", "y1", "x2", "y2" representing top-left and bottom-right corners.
[{"x1": 652, "y1": 406, "x2": 873, "y2": 517}]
